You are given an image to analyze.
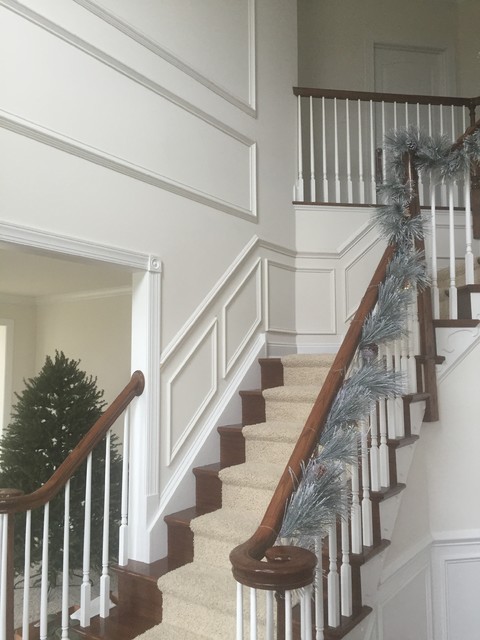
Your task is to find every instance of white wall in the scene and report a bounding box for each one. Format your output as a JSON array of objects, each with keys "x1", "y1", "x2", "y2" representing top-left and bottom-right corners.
[
  {"x1": 0, "y1": 0, "x2": 299, "y2": 561},
  {"x1": 456, "y1": 0, "x2": 480, "y2": 96},
  {"x1": 297, "y1": 0, "x2": 458, "y2": 92}
]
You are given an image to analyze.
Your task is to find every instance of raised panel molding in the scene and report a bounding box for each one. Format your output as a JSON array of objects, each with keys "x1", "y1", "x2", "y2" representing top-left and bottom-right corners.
[
  {"x1": 296, "y1": 268, "x2": 336, "y2": 334},
  {"x1": 265, "y1": 261, "x2": 296, "y2": 334},
  {"x1": 72, "y1": 0, "x2": 257, "y2": 116},
  {"x1": 222, "y1": 259, "x2": 262, "y2": 377},
  {"x1": 165, "y1": 320, "x2": 218, "y2": 465},
  {"x1": 344, "y1": 237, "x2": 384, "y2": 321},
  {"x1": 0, "y1": 1, "x2": 257, "y2": 220}
]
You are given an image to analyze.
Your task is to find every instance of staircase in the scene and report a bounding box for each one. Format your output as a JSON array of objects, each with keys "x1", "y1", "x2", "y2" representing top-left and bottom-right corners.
[{"x1": 72, "y1": 351, "x2": 435, "y2": 640}]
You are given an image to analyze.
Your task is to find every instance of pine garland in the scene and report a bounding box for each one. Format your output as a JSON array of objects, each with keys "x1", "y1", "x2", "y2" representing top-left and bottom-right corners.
[{"x1": 280, "y1": 124, "x2": 478, "y2": 545}]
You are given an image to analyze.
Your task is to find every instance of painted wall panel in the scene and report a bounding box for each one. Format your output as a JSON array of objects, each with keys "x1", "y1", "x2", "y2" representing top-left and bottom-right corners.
[
  {"x1": 296, "y1": 268, "x2": 335, "y2": 334},
  {"x1": 266, "y1": 262, "x2": 295, "y2": 334}
]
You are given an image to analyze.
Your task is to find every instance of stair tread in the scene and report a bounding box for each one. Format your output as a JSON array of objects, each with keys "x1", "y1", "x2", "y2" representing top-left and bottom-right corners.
[
  {"x1": 139, "y1": 621, "x2": 210, "y2": 639},
  {"x1": 219, "y1": 459, "x2": 285, "y2": 488},
  {"x1": 323, "y1": 606, "x2": 373, "y2": 639},
  {"x1": 371, "y1": 482, "x2": 406, "y2": 501},
  {"x1": 71, "y1": 606, "x2": 156, "y2": 640},
  {"x1": 191, "y1": 508, "x2": 260, "y2": 543},
  {"x1": 434, "y1": 319, "x2": 480, "y2": 328},
  {"x1": 217, "y1": 423, "x2": 243, "y2": 433},
  {"x1": 113, "y1": 557, "x2": 171, "y2": 582},
  {"x1": 387, "y1": 434, "x2": 420, "y2": 448},
  {"x1": 164, "y1": 506, "x2": 201, "y2": 526},
  {"x1": 193, "y1": 462, "x2": 221, "y2": 476}
]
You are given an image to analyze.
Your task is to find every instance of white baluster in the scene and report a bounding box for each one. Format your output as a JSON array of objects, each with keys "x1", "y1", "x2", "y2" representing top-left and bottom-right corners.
[
  {"x1": 357, "y1": 99, "x2": 365, "y2": 204},
  {"x1": 378, "y1": 398, "x2": 390, "y2": 488},
  {"x1": 285, "y1": 590, "x2": 293, "y2": 640},
  {"x1": 265, "y1": 589, "x2": 274, "y2": 640},
  {"x1": 381, "y1": 101, "x2": 386, "y2": 186},
  {"x1": 350, "y1": 461, "x2": 362, "y2": 553},
  {"x1": 451, "y1": 106, "x2": 460, "y2": 205},
  {"x1": 448, "y1": 183, "x2": 458, "y2": 319},
  {"x1": 430, "y1": 186, "x2": 440, "y2": 318},
  {"x1": 322, "y1": 97, "x2": 328, "y2": 201},
  {"x1": 394, "y1": 340, "x2": 405, "y2": 439},
  {"x1": 369, "y1": 100, "x2": 376, "y2": 203},
  {"x1": 340, "y1": 485, "x2": 352, "y2": 616},
  {"x1": 407, "y1": 302, "x2": 418, "y2": 394},
  {"x1": 22, "y1": 510, "x2": 32, "y2": 640},
  {"x1": 302, "y1": 585, "x2": 313, "y2": 639},
  {"x1": 310, "y1": 96, "x2": 316, "y2": 202},
  {"x1": 40, "y1": 504, "x2": 49, "y2": 640},
  {"x1": 250, "y1": 588, "x2": 257, "y2": 640},
  {"x1": 416, "y1": 103, "x2": 425, "y2": 202},
  {"x1": 405, "y1": 101, "x2": 409, "y2": 128},
  {"x1": 80, "y1": 453, "x2": 93, "y2": 628},
  {"x1": 334, "y1": 98, "x2": 340, "y2": 202},
  {"x1": 236, "y1": 582, "x2": 244, "y2": 640},
  {"x1": 327, "y1": 524, "x2": 340, "y2": 627},
  {"x1": 440, "y1": 107, "x2": 447, "y2": 205},
  {"x1": 385, "y1": 344, "x2": 397, "y2": 439},
  {"x1": 0, "y1": 515, "x2": 8, "y2": 640},
  {"x1": 393, "y1": 101, "x2": 398, "y2": 130},
  {"x1": 464, "y1": 170, "x2": 474, "y2": 284},
  {"x1": 61, "y1": 483, "x2": 70, "y2": 639},
  {"x1": 119, "y1": 408, "x2": 130, "y2": 566},
  {"x1": 346, "y1": 98, "x2": 353, "y2": 203},
  {"x1": 100, "y1": 432, "x2": 111, "y2": 618},
  {"x1": 296, "y1": 95, "x2": 304, "y2": 201},
  {"x1": 370, "y1": 405, "x2": 380, "y2": 492},
  {"x1": 361, "y1": 419, "x2": 373, "y2": 547},
  {"x1": 314, "y1": 536, "x2": 324, "y2": 640}
]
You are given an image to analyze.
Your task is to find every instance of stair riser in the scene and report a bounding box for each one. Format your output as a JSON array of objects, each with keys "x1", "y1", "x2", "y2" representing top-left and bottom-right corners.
[
  {"x1": 219, "y1": 428, "x2": 245, "y2": 468},
  {"x1": 166, "y1": 521, "x2": 194, "y2": 569},
  {"x1": 245, "y1": 439, "x2": 296, "y2": 465},
  {"x1": 265, "y1": 401, "x2": 314, "y2": 423},
  {"x1": 194, "y1": 470, "x2": 222, "y2": 514},
  {"x1": 240, "y1": 391, "x2": 265, "y2": 425}
]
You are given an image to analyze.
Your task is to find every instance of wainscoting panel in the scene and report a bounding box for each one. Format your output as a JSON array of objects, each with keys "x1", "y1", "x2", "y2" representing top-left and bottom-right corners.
[
  {"x1": 165, "y1": 320, "x2": 218, "y2": 464},
  {"x1": 296, "y1": 268, "x2": 336, "y2": 334},
  {"x1": 222, "y1": 259, "x2": 262, "y2": 377},
  {"x1": 265, "y1": 261, "x2": 296, "y2": 334},
  {"x1": 344, "y1": 237, "x2": 384, "y2": 321}
]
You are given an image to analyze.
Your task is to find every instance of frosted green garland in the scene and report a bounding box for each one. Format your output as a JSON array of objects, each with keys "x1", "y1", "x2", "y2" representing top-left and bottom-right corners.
[{"x1": 280, "y1": 125, "x2": 477, "y2": 545}]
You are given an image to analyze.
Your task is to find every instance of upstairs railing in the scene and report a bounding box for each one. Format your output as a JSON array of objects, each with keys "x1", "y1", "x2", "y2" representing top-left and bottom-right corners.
[
  {"x1": 0, "y1": 370, "x2": 144, "y2": 639},
  {"x1": 229, "y1": 121, "x2": 480, "y2": 637},
  {"x1": 293, "y1": 87, "x2": 480, "y2": 208}
]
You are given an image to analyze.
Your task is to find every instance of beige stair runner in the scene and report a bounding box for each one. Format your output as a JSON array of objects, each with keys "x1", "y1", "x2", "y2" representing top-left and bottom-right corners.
[{"x1": 136, "y1": 354, "x2": 335, "y2": 640}]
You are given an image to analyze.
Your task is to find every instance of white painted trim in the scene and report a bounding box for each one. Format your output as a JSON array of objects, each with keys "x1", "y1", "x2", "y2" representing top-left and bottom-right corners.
[
  {"x1": 72, "y1": 0, "x2": 257, "y2": 116},
  {"x1": 154, "y1": 332, "x2": 265, "y2": 520},
  {"x1": 161, "y1": 235, "x2": 260, "y2": 364},
  {"x1": 296, "y1": 267, "x2": 336, "y2": 335},
  {"x1": 222, "y1": 259, "x2": 263, "y2": 377},
  {"x1": 436, "y1": 326, "x2": 480, "y2": 382},
  {"x1": 36, "y1": 286, "x2": 131, "y2": 305},
  {"x1": 0, "y1": 109, "x2": 256, "y2": 221},
  {"x1": 265, "y1": 261, "x2": 296, "y2": 333},
  {"x1": 0, "y1": 219, "x2": 157, "y2": 271},
  {"x1": 165, "y1": 319, "x2": 218, "y2": 465}
]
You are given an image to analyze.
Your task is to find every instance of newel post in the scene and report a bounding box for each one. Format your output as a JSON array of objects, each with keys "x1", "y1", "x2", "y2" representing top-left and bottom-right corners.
[
  {"x1": 404, "y1": 152, "x2": 440, "y2": 421},
  {"x1": 0, "y1": 488, "x2": 24, "y2": 639}
]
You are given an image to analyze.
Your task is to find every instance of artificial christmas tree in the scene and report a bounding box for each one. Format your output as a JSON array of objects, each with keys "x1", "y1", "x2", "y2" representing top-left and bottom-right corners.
[{"x1": 0, "y1": 351, "x2": 122, "y2": 587}]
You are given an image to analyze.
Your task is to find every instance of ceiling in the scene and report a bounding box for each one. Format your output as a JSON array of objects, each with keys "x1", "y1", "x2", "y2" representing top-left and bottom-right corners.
[{"x1": 0, "y1": 245, "x2": 132, "y2": 299}]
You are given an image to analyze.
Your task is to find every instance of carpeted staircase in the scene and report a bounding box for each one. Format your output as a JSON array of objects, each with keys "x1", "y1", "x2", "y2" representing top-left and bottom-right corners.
[{"x1": 137, "y1": 354, "x2": 335, "y2": 640}]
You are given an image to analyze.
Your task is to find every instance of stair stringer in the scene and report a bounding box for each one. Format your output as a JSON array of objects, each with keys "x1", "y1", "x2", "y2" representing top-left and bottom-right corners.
[{"x1": 340, "y1": 399, "x2": 428, "y2": 640}]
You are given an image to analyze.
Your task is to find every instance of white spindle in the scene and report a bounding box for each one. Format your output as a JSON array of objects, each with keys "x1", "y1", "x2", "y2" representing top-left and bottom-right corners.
[
  {"x1": 416, "y1": 103, "x2": 425, "y2": 202},
  {"x1": 327, "y1": 524, "x2": 340, "y2": 627},
  {"x1": 430, "y1": 186, "x2": 440, "y2": 318},
  {"x1": 361, "y1": 419, "x2": 373, "y2": 547},
  {"x1": 407, "y1": 303, "x2": 418, "y2": 394},
  {"x1": 22, "y1": 510, "x2": 32, "y2": 640},
  {"x1": 119, "y1": 408, "x2": 130, "y2": 566},
  {"x1": 249, "y1": 588, "x2": 257, "y2": 640},
  {"x1": 340, "y1": 480, "x2": 352, "y2": 616},
  {"x1": 314, "y1": 536, "x2": 324, "y2": 640},
  {"x1": 334, "y1": 98, "x2": 341, "y2": 202},
  {"x1": 385, "y1": 344, "x2": 397, "y2": 439},
  {"x1": 357, "y1": 99, "x2": 365, "y2": 204},
  {"x1": 296, "y1": 95, "x2": 304, "y2": 201},
  {"x1": 405, "y1": 101, "x2": 409, "y2": 128},
  {"x1": 40, "y1": 504, "x2": 49, "y2": 640},
  {"x1": 381, "y1": 101, "x2": 386, "y2": 184},
  {"x1": 451, "y1": 106, "x2": 460, "y2": 205},
  {"x1": 346, "y1": 99, "x2": 353, "y2": 202},
  {"x1": 322, "y1": 97, "x2": 328, "y2": 201},
  {"x1": 236, "y1": 582, "x2": 244, "y2": 640},
  {"x1": 378, "y1": 397, "x2": 390, "y2": 488},
  {"x1": 393, "y1": 101, "x2": 398, "y2": 130},
  {"x1": 61, "y1": 483, "x2": 70, "y2": 639},
  {"x1": 310, "y1": 96, "x2": 316, "y2": 202},
  {"x1": 100, "y1": 431, "x2": 111, "y2": 618},
  {"x1": 265, "y1": 589, "x2": 274, "y2": 640},
  {"x1": 448, "y1": 183, "x2": 458, "y2": 319},
  {"x1": 464, "y1": 170, "x2": 474, "y2": 284},
  {"x1": 302, "y1": 585, "x2": 313, "y2": 639},
  {"x1": 440, "y1": 107, "x2": 447, "y2": 204},
  {"x1": 370, "y1": 405, "x2": 380, "y2": 492},
  {"x1": 369, "y1": 100, "x2": 376, "y2": 203},
  {"x1": 0, "y1": 515, "x2": 8, "y2": 640},
  {"x1": 80, "y1": 453, "x2": 93, "y2": 628},
  {"x1": 394, "y1": 340, "x2": 405, "y2": 439},
  {"x1": 350, "y1": 461, "x2": 362, "y2": 553},
  {"x1": 285, "y1": 590, "x2": 293, "y2": 640}
]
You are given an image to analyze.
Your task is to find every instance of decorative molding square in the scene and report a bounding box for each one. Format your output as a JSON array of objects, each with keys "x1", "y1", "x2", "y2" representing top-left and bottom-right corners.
[{"x1": 296, "y1": 267, "x2": 336, "y2": 334}]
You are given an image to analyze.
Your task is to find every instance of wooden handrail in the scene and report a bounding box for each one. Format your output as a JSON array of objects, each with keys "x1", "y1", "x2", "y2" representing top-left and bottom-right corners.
[
  {"x1": 293, "y1": 86, "x2": 476, "y2": 108},
  {"x1": 230, "y1": 245, "x2": 395, "y2": 590},
  {"x1": 0, "y1": 370, "x2": 145, "y2": 514}
]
